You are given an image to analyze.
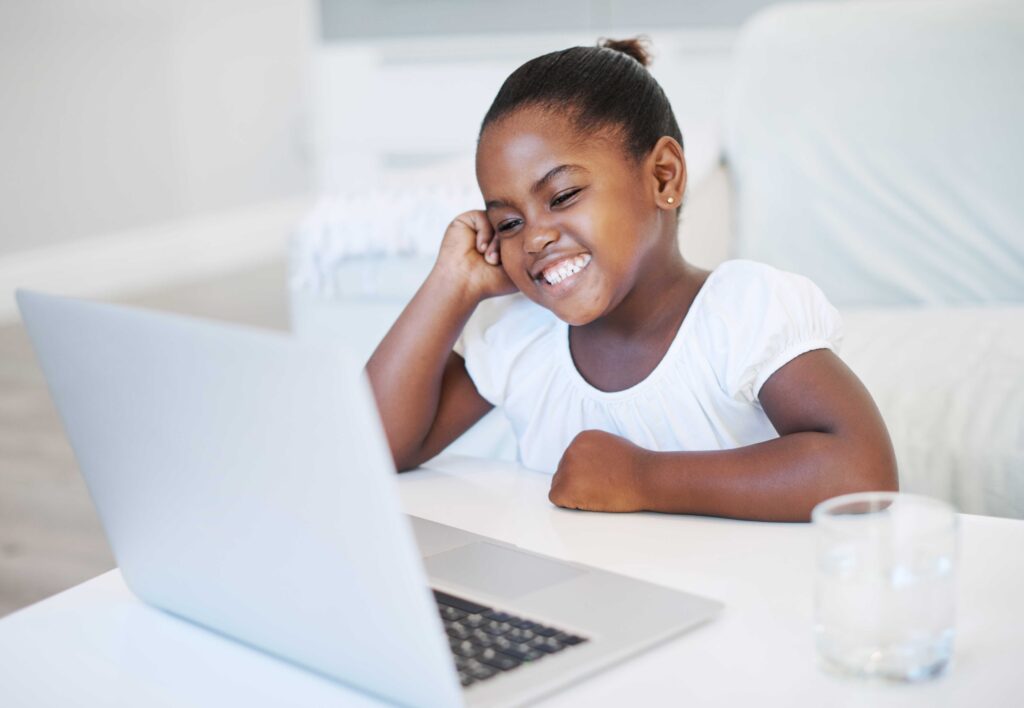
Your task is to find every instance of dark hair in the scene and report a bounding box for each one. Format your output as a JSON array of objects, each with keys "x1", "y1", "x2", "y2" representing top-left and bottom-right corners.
[{"x1": 479, "y1": 37, "x2": 683, "y2": 161}]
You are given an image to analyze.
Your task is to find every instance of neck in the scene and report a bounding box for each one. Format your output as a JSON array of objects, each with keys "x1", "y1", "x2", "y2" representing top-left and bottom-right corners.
[{"x1": 581, "y1": 239, "x2": 699, "y2": 340}]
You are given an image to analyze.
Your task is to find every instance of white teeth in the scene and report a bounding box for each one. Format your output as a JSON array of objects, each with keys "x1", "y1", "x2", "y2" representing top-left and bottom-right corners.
[{"x1": 542, "y1": 254, "x2": 591, "y2": 285}]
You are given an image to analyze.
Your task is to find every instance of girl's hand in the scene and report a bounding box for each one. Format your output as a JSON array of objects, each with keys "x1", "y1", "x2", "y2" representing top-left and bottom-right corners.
[
  {"x1": 548, "y1": 430, "x2": 649, "y2": 512},
  {"x1": 435, "y1": 210, "x2": 517, "y2": 300}
]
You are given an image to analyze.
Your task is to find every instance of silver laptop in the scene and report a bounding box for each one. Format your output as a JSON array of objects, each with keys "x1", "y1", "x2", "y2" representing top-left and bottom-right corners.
[{"x1": 17, "y1": 289, "x2": 721, "y2": 708}]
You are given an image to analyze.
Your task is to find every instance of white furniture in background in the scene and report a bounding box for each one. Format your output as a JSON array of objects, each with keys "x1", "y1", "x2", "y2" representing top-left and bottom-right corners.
[
  {"x1": 717, "y1": 0, "x2": 1024, "y2": 518},
  {"x1": 724, "y1": 0, "x2": 1024, "y2": 307},
  {"x1": 289, "y1": 1, "x2": 1024, "y2": 518},
  {"x1": 1, "y1": 455, "x2": 1022, "y2": 707}
]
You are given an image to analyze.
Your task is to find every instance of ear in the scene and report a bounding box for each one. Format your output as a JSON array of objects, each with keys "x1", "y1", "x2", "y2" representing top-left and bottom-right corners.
[{"x1": 648, "y1": 136, "x2": 686, "y2": 210}]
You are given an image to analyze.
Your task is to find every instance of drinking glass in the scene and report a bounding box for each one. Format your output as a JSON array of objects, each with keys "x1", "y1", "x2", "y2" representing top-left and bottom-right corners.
[{"x1": 812, "y1": 492, "x2": 958, "y2": 681}]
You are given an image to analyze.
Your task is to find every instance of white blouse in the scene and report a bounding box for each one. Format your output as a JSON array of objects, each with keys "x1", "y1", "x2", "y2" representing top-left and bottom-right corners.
[{"x1": 455, "y1": 260, "x2": 843, "y2": 473}]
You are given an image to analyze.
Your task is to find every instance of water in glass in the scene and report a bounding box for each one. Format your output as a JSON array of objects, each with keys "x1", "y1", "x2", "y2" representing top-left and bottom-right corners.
[{"x1": 813, "y1": 492, "x2": 957, "y2": 681}]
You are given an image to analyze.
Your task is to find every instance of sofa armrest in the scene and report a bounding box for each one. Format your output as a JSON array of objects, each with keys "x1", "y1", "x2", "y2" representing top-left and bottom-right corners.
[{"x1": 840, "y1": 306, "x2": 1024, "y2": 519}]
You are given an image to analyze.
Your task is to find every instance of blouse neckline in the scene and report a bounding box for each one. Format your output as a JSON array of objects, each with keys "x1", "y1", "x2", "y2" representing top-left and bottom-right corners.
[{"x1": 556, "y1": 265, "x2": 721, "y2": 402}]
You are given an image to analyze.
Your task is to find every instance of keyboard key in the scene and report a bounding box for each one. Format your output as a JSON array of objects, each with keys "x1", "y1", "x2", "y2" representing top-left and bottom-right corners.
[
  {"x1": 446, "y1": 624, "x2": 471, "y2": 640},
  {"x1": 482, "y1": 621, "x2": 513, "y2": 636},
  {"x1": 501, "y1": 645, "x2": 545, "y2": 662},
  {"x1": 434, "y1": 590, "x2": 491, "y2": 615},
  {"x1": 471, "y1": 629, "x2": 496, "y2": 648},
  {"x1": 506, "y1": 628, "x2": 535, "y2": 642},
  {"x1": 451, "y1": 639, "x2": 479, "y2": 658},
  {"x1": 464, "y1": 613, "x2": 486, "y2": 628},
  {"x1": 432, "y1": 587, "x2": 589, "y2": 687},
  {"x1": 478, "y1": 648, "x2": 522, "y2": 672},
  {"x1": 533, "y1": 637, "x2": 567, "y2": 654},
  {"x1": 441, "y1": 606, "x2": 467, "y2": 622},
  {"x1": 467, "y1": 664, "x2": 498, "y2": 681}
]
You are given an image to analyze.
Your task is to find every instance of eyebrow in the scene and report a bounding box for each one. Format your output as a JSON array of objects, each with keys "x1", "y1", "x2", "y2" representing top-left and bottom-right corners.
[{"x1": 485, "y1": 164, "x2": 587, "y2": 211}]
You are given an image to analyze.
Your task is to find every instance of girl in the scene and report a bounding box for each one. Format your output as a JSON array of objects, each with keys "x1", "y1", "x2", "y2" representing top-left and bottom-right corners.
[{"x1": 367, "y1": 38, "x2": 897, "y2": 522}]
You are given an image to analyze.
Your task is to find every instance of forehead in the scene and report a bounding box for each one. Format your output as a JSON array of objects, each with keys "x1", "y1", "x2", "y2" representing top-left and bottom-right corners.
[{"x1": 476, "y1": 107, "x2": 631, "y2": 192}]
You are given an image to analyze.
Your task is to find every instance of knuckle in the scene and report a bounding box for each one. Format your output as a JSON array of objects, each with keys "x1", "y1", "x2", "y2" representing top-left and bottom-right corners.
[{"x1": 569, "y1": 429, "x2": 596, "y2": 451}]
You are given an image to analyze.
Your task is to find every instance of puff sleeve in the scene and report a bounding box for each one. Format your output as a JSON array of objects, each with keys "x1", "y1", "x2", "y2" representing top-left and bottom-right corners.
[
  {"x1": 704, "y1": 261, "x2": 844, "y2": 406},
  {"x1": 453, "y1": 293, "x2": 550, "y2": 407}
]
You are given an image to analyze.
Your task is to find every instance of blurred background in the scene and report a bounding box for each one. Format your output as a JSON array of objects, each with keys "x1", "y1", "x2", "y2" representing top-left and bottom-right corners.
[
  {"x1": 3, "y1": 0, "x2": 1021, "y2": 618},
  {"x1": 0, "y1": 0, "x2": 802, "y2": 288}
]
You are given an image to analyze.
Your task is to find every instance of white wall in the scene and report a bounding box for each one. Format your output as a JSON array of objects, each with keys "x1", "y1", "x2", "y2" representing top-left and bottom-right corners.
[
  {"x1": 319, "y1": 0, "x2": 834, "y2": 38},
  {"x1": 0, "y1": 0, "x2": 314, "y2": 258}
]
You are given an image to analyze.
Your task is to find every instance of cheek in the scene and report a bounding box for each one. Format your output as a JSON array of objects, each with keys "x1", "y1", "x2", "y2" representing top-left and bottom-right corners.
[{"x1": 499, "y1": 240, "x2": 527, "y2": 282}]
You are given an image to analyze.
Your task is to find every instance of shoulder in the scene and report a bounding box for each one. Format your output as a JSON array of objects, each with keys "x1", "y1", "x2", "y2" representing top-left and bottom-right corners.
[
  {"x1": 454, "y1": 293, "x2": 558, "y2": 406},
  {"x1": 703, "y1": 259, "x2": 821, "y2": 303},
  {"x1": 460, "y1": 293, "x2": 557, "y2": 350},
  {"x1": 696, "y1": 260, "x2": 844, "y2": 402},
  {"x1": 699, "y1": 259, "x2": 838, "y2": 328}
]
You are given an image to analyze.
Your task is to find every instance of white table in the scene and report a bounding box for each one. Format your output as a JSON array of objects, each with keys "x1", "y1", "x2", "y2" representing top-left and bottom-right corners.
[{"x1": 1, "y1": 455, "x2": 1021, "y2": 707}]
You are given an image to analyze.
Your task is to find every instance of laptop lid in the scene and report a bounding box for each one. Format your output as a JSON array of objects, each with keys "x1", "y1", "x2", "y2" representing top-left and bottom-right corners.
[{"x1": 16, "y1": 290, "x2": 462, "y2": 708}]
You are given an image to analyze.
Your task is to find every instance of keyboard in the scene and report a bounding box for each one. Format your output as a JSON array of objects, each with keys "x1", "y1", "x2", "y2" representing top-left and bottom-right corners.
[{"x1": 433, "y1": 589, "x2": 588, "y2": 688}]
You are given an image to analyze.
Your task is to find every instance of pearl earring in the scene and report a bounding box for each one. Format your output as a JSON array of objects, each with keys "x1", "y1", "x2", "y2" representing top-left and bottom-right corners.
[{"x1": 667, "y1": 197, "x2": 675, "y2": 204}]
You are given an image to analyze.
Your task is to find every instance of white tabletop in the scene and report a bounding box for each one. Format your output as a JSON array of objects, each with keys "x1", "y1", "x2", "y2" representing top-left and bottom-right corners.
[{"x1": 1, "y1": 455, "x2": 1021, "y2": 707}]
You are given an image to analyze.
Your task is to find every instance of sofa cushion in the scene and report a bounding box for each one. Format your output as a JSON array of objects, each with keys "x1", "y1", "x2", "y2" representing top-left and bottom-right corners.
[
  {"x1": 725, "y1": 0, "x2": 1024, "y2": 306},
  {"x1": 840, "y1": 306, "x2": 1024, "y2": 518}
]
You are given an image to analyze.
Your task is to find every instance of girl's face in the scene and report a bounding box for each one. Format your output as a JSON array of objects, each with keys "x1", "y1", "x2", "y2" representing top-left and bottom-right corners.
[{"x1": 476, "y1": 107, "x2": 666, "y2": 326}]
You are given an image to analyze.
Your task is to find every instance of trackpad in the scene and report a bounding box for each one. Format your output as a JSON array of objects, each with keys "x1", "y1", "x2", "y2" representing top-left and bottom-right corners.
[{"x1": 425, "y1": 542, "x2": 585, "y2": 599}]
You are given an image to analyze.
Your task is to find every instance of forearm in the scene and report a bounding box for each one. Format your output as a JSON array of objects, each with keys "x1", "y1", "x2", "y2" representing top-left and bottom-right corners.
[
  {"x1": 366, "y1": 265, "x2": 480, "y2": 466},
  {"x1": 637, "y1": 432, "x2": 898, "y2": 522}
]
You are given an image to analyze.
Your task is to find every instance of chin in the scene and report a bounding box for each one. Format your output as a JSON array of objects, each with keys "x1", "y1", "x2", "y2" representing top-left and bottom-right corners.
[
  {"x1": 549, "y1": 301, "x2": 604, "y2": 327},
  {"x1": 518, "y1": 277, "x2": 607, "y2": 326}
]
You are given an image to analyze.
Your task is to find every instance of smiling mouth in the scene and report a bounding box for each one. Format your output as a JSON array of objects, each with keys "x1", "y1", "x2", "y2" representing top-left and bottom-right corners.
[{"x1": 538, "y1": 254, "x2": 592, "y2": 286}]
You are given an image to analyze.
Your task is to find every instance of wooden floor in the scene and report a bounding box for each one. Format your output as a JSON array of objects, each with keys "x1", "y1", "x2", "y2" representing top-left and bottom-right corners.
[{"x1": 0, "y1": 259, "x2": 289, "y2": 617}]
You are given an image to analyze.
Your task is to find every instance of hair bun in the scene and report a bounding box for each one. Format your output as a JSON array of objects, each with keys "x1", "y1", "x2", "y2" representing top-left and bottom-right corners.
[{"x1": 598, "y1": 37, "x2": 652, "y2": 68}]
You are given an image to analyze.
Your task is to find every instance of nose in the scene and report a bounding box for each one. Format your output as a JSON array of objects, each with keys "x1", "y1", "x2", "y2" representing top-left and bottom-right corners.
[{"x1": 525, "y1": 224, "x2": 559, "y2": 254}]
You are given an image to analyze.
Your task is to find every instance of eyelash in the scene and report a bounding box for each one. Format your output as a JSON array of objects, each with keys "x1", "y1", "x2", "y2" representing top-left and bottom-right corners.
[
  {"x1": 551, "y1": 188, "x2": 581, "y2": 207},
  {"x1": 496, "y1": 188, "x2": 582, "y2": 233}
]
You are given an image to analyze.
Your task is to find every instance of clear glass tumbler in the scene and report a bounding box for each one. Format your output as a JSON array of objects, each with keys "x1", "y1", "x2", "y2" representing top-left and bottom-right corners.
[{"x1": 812, "y1": 492, "x2": 958, "y2": 681}]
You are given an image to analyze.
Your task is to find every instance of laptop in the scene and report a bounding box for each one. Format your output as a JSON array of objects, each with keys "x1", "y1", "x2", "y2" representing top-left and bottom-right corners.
[{"x1": 16, "y1": 289, "x2": 722, "y2": 708}]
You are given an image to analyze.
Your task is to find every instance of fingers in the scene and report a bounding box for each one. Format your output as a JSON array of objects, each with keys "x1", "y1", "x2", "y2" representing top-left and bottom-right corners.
[
  {"x1": 484, "y1": 233, "x2": 501, "y2": 265},
  {"x1": 476, "y1": 224, "x2": 489, "y2": 254},
  {"x1": 457, "y1": 210, "x2": 490, "y2": 254},
  {"x1": 458, "y1": 209, "x2": 501, "y2": 266}
]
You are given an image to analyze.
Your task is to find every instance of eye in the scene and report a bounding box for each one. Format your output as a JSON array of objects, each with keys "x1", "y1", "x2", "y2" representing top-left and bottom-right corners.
[
  {"x1": 551, "y1": 188, "x2": 582, "y2": 208},
  {"x1": 497, "y1": 218, "x2": 523, "y2": 233}
]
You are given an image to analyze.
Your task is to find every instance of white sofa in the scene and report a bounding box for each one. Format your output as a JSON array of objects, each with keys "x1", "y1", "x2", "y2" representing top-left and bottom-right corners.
[{"x1": 290, "y1": 0, "x2": 1024, "y2": 518}]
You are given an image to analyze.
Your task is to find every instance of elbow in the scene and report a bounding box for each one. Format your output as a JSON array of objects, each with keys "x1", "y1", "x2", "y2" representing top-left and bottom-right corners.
[
  {"x1": 392, "y1": 440, "x2": 433, "y2": 473},
  {"x1": 832, "y1": 441, "x2": 900, "y2": 498},
  {"x1": 803, "y1": 438, "x2": 899, "y2": 521},
  {"x1": 875, "y1": 461, "x2": 900, "y2": 493},
  {"x1": 843, "y1": 462, "x2": 899, "y2": 496},
  {"x1": 859, "y1": 433, "x2": 900, "y2": 493},
  {"x1": 391, "y1": 448, "x2": 421, "y2": 474}
]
